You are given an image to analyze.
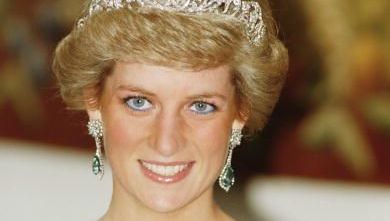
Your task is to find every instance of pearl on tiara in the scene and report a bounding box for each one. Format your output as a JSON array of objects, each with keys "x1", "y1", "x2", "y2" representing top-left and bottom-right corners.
[{"x1": 76, "y1": 0, "x2": 266, "y2": 46}]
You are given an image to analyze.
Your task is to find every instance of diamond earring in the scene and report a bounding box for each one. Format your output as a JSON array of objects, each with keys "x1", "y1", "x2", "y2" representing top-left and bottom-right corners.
[
  {"x1": 87, "y1": 119, "x2": 104, "y2": 180},
  {"x1": 219, "y1": 128, "x2": 243, "y2": 192}
]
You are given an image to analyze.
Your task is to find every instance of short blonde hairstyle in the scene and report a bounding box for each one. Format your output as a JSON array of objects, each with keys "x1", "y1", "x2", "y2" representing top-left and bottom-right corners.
[{"x1": 52, "y1": 0, "x2": 288, "y2": 135}]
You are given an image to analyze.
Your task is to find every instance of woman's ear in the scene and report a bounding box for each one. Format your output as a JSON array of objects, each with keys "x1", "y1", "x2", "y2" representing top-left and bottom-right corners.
[
  {"x1": 83, "y1": 87, "x2": 101, "y2": 120},
  {"x1": 233, "y1": 103, "x2": 249, "y2": 130},
  {"x1": 87, "y1": 109, "x2": 102, "y2": 121},
  {"x1": 233, "y1": 108, "x2": 248, "y2": 130},
  {"x1": 232, "y1": 119, "x2": 246, "y2": 131}
]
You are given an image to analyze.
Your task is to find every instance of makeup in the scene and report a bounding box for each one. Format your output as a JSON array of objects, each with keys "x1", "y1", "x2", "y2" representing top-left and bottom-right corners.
[{"x1": 139, "y1": 160, "x2": 195, "y2": 184}]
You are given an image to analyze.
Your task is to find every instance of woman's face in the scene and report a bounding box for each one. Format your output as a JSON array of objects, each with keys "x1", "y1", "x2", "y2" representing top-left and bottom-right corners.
[{"x1": 91, "y1": 62, "x2": 241, "y2": 213}]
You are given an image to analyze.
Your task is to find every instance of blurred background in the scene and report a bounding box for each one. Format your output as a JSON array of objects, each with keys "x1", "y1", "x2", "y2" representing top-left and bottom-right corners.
[{"x1": 0, "y1": 0, "x2": 389, "y2": 220}]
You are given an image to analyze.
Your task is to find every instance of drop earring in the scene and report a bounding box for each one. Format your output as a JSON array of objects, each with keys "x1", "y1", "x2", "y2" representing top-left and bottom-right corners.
[
  {"x1": 219, "y1": 128, "x2": 243, "y2": 192},
  {"x1": 87, "y1": 119, "x2": 104, "y2": 180}
]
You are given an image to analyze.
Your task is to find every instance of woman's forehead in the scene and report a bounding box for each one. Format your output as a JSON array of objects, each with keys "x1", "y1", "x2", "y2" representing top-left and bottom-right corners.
[{"x1": 106, "y1": 62, "x2": 235, "y2": 95}]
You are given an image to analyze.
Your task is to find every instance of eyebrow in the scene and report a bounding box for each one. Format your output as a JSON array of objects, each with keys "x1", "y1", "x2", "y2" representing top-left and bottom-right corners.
[
  {"x1": 116, "y1": 84, "x2": 227, "y2": 101},
  {"x1": 187, "y1": 93, "x2": 227, "y2": 101},
  {"x1": 116, "y1": 84, "x2": 156, "y2": 97}
]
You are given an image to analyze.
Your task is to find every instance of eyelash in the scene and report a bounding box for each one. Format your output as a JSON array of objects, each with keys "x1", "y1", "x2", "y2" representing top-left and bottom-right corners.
[
  {"x1": 122, "y1": 96, "x2": 152, "y2": 112},
  {"x1": 189, "y1": 101, "x2": 218, "y2": 115},
  {"x1": 122, "y1": 96, "x2": 218, "y2": 114}
]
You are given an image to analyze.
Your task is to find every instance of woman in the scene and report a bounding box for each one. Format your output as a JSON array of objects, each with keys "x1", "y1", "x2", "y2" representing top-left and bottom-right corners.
[{"x1": 52, "y1": 0, "x2": 288, "y2": 220}]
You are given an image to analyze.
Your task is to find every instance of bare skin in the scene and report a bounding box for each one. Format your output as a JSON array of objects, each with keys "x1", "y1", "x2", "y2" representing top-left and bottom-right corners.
[
  {"x1": 88, "y1": 62, "x2": 243, "y2": 221},
  {"x1": 99, "y1": 183, "x2": 235, "y2": 221}
]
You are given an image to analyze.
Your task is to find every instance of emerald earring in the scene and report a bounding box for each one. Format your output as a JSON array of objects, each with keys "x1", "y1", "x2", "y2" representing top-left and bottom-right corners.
[
  {"x1": 87, "y1": 119, "x2": 104, "y2": 180},
  {"x1": 219, "y1": 128, "x2": 242, "y2": 192}
]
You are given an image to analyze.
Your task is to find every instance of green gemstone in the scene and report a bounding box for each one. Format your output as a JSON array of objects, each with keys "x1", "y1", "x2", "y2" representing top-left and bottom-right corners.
[
  {"x1": 92, "y1": 155, "x2": 102, "y2": 175},
  {"x1": 221, "y1": 166, "x2": 235, "y2": 188}
]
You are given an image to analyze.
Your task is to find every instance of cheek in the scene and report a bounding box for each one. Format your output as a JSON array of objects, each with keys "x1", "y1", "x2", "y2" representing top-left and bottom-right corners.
[
  {"x1": 193, "y1": 116, "x2": 233, "y2": 167},
  {"x1": 101, "y1": 106, "x2": 145, "y2": 161},
  {"x1": 102, "y1": 116, "x2": 130, "y2": 171},
  {"x1": 103, "y1": 111, "x2": 129, "y2": 149}
]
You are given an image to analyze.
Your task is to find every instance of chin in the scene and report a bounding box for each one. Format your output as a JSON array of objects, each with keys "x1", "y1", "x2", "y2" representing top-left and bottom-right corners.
[{"x1": 142, "y1": 194, "x2": 191, "y2": 213}]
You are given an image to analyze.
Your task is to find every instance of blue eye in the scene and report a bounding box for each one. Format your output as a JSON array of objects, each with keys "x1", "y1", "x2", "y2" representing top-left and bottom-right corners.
[
  {"x1": 190, "y1": 101, "x2": 216, "y2": 114},
  {"x1": 124, "y1": 97, "x2": 153, "y2": 111}
]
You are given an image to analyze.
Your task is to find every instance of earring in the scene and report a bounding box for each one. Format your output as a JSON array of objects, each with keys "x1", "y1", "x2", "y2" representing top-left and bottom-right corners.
[
  {"x1": 219, "y1": 128, "x2": 243, "y2": 192},
  {"x1": 87, "y1": 119, "x2": 104, "y2": 180}
]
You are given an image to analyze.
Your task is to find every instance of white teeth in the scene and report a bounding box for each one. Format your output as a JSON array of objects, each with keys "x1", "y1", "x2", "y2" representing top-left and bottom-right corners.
[{"x1": 141, "y1": 161, "x2": 189, "y2": 176}]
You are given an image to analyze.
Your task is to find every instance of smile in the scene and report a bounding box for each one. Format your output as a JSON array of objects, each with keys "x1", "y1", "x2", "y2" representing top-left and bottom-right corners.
[{"x1": 139, "y1": 160, "x2": 194, "y2": 184}]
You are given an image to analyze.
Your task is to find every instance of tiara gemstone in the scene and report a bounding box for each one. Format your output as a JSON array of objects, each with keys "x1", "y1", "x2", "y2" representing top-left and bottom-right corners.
[{"x1": 77, "y1": 0, "x2": 266, "y2": 46}]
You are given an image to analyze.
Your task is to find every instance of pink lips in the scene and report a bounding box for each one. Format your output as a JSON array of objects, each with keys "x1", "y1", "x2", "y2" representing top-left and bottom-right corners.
[{"x1": 138, "y1": 160, "x2": 195, "y2": 184}]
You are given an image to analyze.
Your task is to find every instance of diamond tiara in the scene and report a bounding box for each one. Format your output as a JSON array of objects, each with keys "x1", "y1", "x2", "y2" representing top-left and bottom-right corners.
[{"x1": 76, "y1": 0, "x2": 266, "y2": 46}]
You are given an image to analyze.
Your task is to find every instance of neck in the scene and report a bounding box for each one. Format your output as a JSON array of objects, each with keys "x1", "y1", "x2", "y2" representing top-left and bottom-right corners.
[{"x1": 100, "y1": 178, "x2": 234, "y2": 221}]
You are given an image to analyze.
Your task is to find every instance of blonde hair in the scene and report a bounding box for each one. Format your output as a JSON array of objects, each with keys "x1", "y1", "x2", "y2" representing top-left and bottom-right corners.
[{"x1": 52, "y1": 0, "x2": 288, "y2": 134}]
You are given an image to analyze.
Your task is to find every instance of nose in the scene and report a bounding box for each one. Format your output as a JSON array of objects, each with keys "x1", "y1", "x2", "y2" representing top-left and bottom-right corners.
[{"x1": 150, "y1": 109, "x2": 185, "y2": 157}]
